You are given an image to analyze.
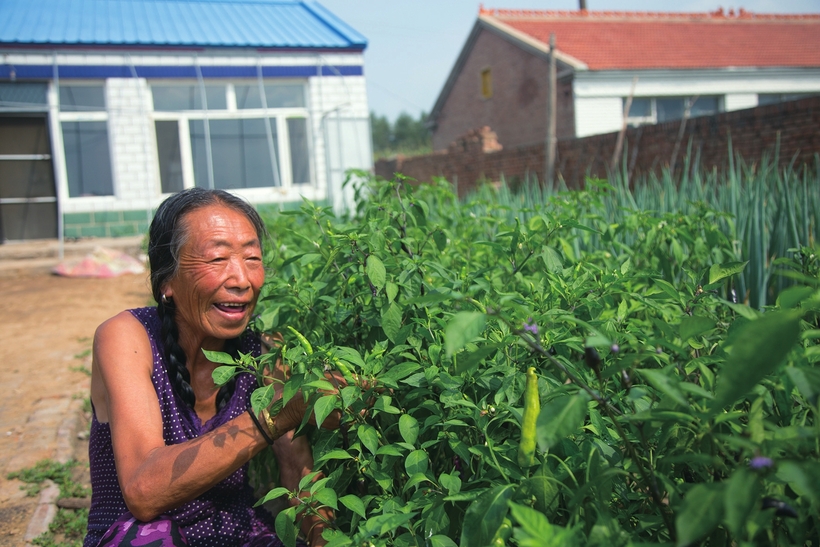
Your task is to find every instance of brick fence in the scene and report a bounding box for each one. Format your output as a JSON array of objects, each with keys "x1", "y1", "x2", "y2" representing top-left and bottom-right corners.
[{"x1": 375, "y1": 96, "x2": 820, "y2": 196}]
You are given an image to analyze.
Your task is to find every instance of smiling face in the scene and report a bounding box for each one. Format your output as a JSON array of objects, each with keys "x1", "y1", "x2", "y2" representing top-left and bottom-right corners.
[{"x1": 163, "y1": 204, "x2": 265, "y2": 350}]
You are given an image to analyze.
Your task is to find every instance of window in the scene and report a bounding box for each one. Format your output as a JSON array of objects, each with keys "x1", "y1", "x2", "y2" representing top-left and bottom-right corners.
[
  {"x1": 151, "y1": 81, "x2": 311, "y2": 192},
  {"x1": 190, "y1": 119, "x2": 279, "y2": 190},
  {"x1": 58, "y1": 84, "x2": 114, "y2": 197},
  {"x1": 626, "y1": 96, "x2": 721, "y2": 126},
  {"x1": 152, "y1": 85, "x2": 227, "y2": 111},
  {"x1": 0, "y1": 83, "x2": 47, "y2": 110},
  {"x1": 62, "y1": 121, "x2": 114, "y2": 197},
  {"x1": 481, "y1": 68, "x2": 493, "y2": 99},
  {"x1": 235, "y1": 84, "x2": 305, "y2": 109},
  {"x1": 155, "y1": 120, "x2": 184, "y2": 193}
]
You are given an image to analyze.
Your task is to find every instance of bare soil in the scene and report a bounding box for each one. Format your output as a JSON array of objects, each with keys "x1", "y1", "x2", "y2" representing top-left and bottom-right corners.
[{"x1": 0, "y1": 272, "x2": 152, "y2": 546}]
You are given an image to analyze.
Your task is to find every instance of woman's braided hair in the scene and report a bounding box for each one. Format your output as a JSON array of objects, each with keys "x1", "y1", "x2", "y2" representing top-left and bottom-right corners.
[{"x1": 148, "y1": 187, "x2": 266, "y2": 411}]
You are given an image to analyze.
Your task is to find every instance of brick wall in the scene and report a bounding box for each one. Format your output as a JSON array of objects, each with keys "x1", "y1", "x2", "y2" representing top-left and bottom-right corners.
[
  {"x1": 431, "y1": 27, "x2": 574, "y2": 151},
  {"x1": 378, "y1": 96, "x2": 820, "y2": 196}
]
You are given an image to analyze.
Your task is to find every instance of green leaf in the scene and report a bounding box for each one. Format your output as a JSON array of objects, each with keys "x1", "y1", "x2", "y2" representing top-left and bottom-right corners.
[
  {"x1": 339, "y1": 494, "x2": 366, "y2": 518},
  {"x1": 386, "y1": 281, "x2": 399, "y2": 303},
  {"x1": 313, "y1": 395, "x2": 337, "y2": 428},
  {"x1": 439, "y1": 472, "x2": 462, "y2": 495},
  {"x1": 724, "y1": 468, "x2": 760, "y2": 537},
  {"x1": 459, "y1": 484, "x2": 515, "y2": 547},
  {"x1": 776, "y1": 461, "x2": 820, "y2": 506},
  {"x1": 675, "y1": 483, "x2": 725, "y2": 547},
  {"x1": 335, "y1": 346, "x2": 366, "y2": 369},
  {"x1": 679, "y1": 316, "x2": 716, "y2": 341},
  {"x1": 777, "y1": 285, "x2": 815, "y2": 309},
  {"x1": 786, "y1": 366, "x2": 820, "y2": 402},
  {"x1": 405, "y1": 449, "x2": 429, "y2": 475},
  {"x1": 508, "y1": 501, "x2": 558, "y2": 540},
  {"x1": 211, "y1": 365, "x2": 236, "y2": 386},
  {"x1": 445, "y1": 311, "x2": 486, "y2": 357},
  {"x1": 709, "y1": 261, "x2": 748, "y2": 285},
  {"x1": 275, "y1": 507, "x2": 297, "y2": 547},
  {"x1": 542, "y1": 246, "x2": 563, "y2": 273},
  {"x1": 711, "y1": 310, "x2": 802, "y2": 411},
  {"x1": 429, "y1": 535, "x2": 458, "y2": 547},
  {"x1": 250, "y1": 385, "x2": 274, "y2": 415},
  {"x1": 381, "y1": 302, "x2": 403, "y2": 343},
  {"x1": 256, "y1": 486, "x2": 290, "y2": 506},
  {"x1": 639, "y1": 369, "x2": 689, "y2": 408},
  {"x1": 362, "y1": 512, "x2": 417, "y2": 538},
  {"x1": 399, "y1": 414, "x2": 419, "y2": 445},
  {"x1": 403, "y1": 472, "x2": 433, "y2": 492},
  {"x1": 366, "y1": 255, "x2": 386, "y2": 290},
  {"x1": 433, "y1": 229, "x2": 447, "y2": 252},
  {"x1": 357, "y1": 424, "x2": 379, "y2": 455},
  {"x1": 536, "y1": 392, "x2": 591, "y2": 451},
  {"x1": 202, "y1": 349, "x2": 236, "y2": 365},
  {"x1": 312, "y1": 487, "x2": 338, "y2": 510},
  {"x1": 520, "y1": 469, "x2": 560, "y2": 516},
  {"x1": 315, "y1": 449, "x2": 353, "y2": 463}
]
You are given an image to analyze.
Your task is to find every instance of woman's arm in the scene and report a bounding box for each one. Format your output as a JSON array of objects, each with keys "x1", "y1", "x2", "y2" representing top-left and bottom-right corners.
[{"x1": 91, "y1": 311, "x2": 271, "y2": 521}]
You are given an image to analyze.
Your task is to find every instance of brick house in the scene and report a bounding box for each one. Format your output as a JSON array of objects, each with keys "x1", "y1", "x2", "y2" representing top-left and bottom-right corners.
[
  {"x1": 0, "y1": 0, "x2": 370, "y2": 242},
  {"x1": 429, "y1": 8, "x2": 820, "y2": 151}
]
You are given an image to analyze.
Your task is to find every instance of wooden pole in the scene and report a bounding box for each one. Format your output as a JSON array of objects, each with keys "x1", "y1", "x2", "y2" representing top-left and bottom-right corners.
[
  {"x1": 610, "y1": 76, "x2": 638, "y2": 175},
  {"x1": 545, "y1": 33, "x2": 557, "y2": 187}
]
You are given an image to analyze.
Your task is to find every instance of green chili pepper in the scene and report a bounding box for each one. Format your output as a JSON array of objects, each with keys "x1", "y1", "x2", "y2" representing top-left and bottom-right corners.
[
  {"x1": 287, "y1": 326, "x2": 313, "y2": 355},
  {"x1": 517, "y1": 366, "x2": 540, "y2": 468},
  {"x1": 491, "y1": 517, "x2": 513, "y2": 547},
  {"x1": 333, "y1": 357, "x2": 357, "y2": 385}
]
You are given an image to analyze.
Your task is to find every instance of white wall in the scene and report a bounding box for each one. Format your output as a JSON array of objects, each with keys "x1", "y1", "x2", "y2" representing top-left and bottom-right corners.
[{"x1": 572, "y1": 67, "x2": 820, "y2": 137}]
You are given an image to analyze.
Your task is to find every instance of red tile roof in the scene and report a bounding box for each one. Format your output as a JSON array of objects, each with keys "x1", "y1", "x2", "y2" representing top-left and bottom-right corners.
[{"x1": 481, "y1": 8, "x2": 820, "y2": 70}]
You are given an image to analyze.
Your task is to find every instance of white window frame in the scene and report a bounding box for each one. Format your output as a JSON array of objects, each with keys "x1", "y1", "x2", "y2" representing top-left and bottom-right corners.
[
  {"x1": 55, "y1": 81, "x2": 117, "y2": 201},
  {"x1": 625, "y1": 95, "x2": 723, "y2": 127},
  {"x1": 149, "y1": 80, "x2": 312, "y2": 196}
]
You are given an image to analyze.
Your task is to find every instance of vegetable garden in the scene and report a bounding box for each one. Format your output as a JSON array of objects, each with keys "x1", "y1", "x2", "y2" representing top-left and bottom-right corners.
[{"x1": 217, "y1": 157, "x2": 820, "y2": 547}]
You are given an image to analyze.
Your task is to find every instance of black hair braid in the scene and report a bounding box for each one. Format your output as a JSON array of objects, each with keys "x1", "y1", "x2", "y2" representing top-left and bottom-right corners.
[{"x1": 158, "y1": 299, "x2": 196, "y2": 409}]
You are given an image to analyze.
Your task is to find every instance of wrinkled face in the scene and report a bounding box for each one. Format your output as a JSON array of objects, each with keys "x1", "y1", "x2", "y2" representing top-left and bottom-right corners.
[{"x1": 164, "y1": 204, "x2": 264, "y2": 347}]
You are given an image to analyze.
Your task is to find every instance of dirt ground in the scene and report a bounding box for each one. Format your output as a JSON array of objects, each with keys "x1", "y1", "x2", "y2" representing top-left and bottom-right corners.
[{"x1": 0, "y1": 272, "x2": 152, "y2": 545}]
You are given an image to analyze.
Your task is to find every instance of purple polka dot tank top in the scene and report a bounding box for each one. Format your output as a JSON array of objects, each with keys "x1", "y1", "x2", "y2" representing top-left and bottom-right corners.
[{"x1": 85, "y1": 307, "x2": 279, "y2": 547}]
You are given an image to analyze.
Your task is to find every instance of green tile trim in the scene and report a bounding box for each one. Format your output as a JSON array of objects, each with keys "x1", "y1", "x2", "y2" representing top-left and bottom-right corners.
[
  {"x1": 109, "y1": 223, "x2": 139, "y2": 237},
  {"x1": 63, "y1": 212, "x2": 92, "y2": 226},
  {"x1": 123, "y1": 209, "x2": 152, "y2": 222},
  {"x1": 80, "y1": 225, "x2": 107, "y2": 238},
  {"x1": 93, "y1": 210, "x2": 123, "y2": 223}
]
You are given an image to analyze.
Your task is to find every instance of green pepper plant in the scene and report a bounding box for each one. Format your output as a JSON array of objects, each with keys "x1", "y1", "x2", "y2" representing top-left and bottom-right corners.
[{"x1": 214, "y1": 173, "x2": 820, "y2": 547}]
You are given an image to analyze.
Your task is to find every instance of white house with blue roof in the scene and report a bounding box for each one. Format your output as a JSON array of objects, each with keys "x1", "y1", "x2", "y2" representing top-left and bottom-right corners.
[{"x1": 0, "y1": 0, "x2": 371, "y2": 242}]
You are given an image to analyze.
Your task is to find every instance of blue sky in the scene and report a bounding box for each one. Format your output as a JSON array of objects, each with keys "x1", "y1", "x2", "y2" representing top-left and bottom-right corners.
[{"x1": 317, "y1": 0, "x2": 820, "y2": 121}]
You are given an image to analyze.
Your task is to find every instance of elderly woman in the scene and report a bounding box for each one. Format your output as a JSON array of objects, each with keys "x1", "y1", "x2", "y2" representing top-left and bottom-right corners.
[{"x1": 86, "y1": 188, "x2": 333, "y2": 547}]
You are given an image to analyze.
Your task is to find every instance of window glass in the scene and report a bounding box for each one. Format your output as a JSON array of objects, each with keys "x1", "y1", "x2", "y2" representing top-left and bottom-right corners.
[
  {"x1": 287, "y1": 117, "x2": 310, "y2": 184},
  {"x1": 235, "y1": 84, "x2": 306, "y2": 109},
  {"x1": 59, "y1": 85, "x2": 106, "y2": 112},
  {"x1": 627, "y1": 97, "x2": 651, "y2": 118},
  {"x1": 481, "y1": 68, "x2": 493, "y2": 99},
  {"x1": 190, "y1": 118, "x2": 279, "y2": 190},
  {"x1": 0, "y1": 83, "x2": 47, "y2": 109},
  {"x1": 152, "y1": 85, "x2": 227, "y2": 111},
  {"x1": 656, "y1": 98, "x2": 685, "y2": 122},
  {"x1": 62, "y1": 121, "x2": 114, "y2": 197},
  {"x1": 689, "y1": 96, "x2": 719, "y2": 118},
  {"x1": 155, "y1": 120, "x2": 184, "y2": 193}
]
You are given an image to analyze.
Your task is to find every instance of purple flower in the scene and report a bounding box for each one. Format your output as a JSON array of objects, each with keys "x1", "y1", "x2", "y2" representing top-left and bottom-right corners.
[
  {"x1": 749, "y1": 456, "x2": 774, "y2": 470},
  {"x1": 610, "y1": 343, "x2": 620, "y2": 353},
  {"x1": 523, "y1": 318, "x2": 539, "y2": 335}
]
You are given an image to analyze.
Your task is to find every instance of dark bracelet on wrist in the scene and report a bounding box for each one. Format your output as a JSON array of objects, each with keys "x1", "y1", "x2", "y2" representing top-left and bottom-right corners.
[{"x1": 248, "y1": 409, "x2": 275, "y2": 445}]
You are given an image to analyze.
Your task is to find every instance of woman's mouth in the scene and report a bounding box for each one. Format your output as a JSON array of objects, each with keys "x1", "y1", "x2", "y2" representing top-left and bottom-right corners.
[{"x1": 213, "y1": 302, "x2": 248, "y2": 314}]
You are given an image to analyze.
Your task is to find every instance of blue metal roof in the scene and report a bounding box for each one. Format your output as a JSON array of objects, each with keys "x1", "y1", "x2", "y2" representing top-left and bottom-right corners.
[{"x1": 0, "y1": 0, "x2": 367, "y2": 50}]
